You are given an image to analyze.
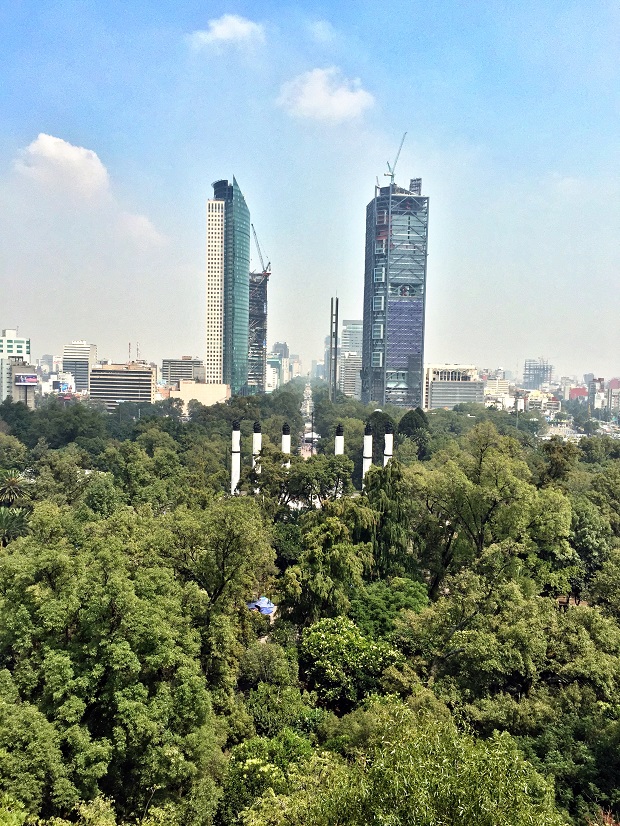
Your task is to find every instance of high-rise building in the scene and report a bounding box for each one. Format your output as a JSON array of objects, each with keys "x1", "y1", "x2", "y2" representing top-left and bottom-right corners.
[
  {"x1": 362, "y1": 178, "x2": 429, "y2": 407},
  {"x1": 523, "y1": 358, "x2": 553, "y2": 390},
  {"x1": 247, "y1": 271, "x2": 269, "y2": 393},
  {"x1": 339, "y1": 319, "x2": 363, "y2": 400},
  {"x1": 206, "y1": 178, "x2": 251, "y2": 394},
  {"x1": 89, "y1": 363, "x2": 156, "y2": 412},
  {"x1": 62, "y1": 340, "x2": 97, "y2": 392}
]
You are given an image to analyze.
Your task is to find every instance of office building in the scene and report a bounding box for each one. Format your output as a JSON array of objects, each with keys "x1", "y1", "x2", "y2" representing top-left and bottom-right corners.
[
  {"x1": 0, "y1": 329, "x2": 30, "y2": 363},
  {"x1": 523, "y1": 358, "x2": 553, "y2": 390},
  {"x1": 0, "y1": 357, "x2": 38, "y2": 408},
  {"x1": 339, "y1": 319, "x2": 363, "y2": 400},
  {"x1": 89, "y1": 363, "x2": 156, "y2": 412},
  {"x1": 161, "y1": 357, "x2": 205, "y2": 387},
  {"x1": 0, "y1": 330, "x2": 35, "y2": 407},
  {"x1": 206, "y1": 178, "x2": 251, "y2": 394},
  {"x1": 289, "y1": 354, "x2": 303, "y2": 381},
  {"x1": 362, "y1": 177, "x2": 429, "y2": 407},
  {"x1": 62, "y1": 341, "x2": 97, "y2": 392},
  {"x1": 424, "y1": 364, "x2": 484, "y2": 410}
]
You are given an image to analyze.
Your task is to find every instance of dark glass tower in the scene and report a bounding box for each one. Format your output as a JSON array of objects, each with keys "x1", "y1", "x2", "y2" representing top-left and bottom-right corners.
[
  {"x1": 362, "y1": 178, "x2": 429, "y2": 407},
  {"x1": 211, "y1": 178, "x2": 251, "y2": 394}
]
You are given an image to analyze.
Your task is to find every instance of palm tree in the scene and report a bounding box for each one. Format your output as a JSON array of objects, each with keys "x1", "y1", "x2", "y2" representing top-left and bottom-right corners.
[
  {"x1": 0, "y1": 469, "x2": 30, "y2": 507},
  {"x1": 0, "y1": 507, "x2": 29, "y2": 546}
]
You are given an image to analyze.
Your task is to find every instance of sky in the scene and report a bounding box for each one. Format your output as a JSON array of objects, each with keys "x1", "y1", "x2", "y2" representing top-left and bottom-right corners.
[{"x1": 1, "y1": 0, "x2": 619, "y2": 380}]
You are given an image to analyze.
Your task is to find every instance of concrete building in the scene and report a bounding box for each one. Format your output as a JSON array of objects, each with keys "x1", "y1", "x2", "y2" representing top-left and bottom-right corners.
[
  {"x1": 424, "y1": 364, "x2": 484, "y2": 410},
  {"x1": 289, "y1": 354, "x2": 303, "y2": 382},
  {"x1": 62, "y1": 341, "x2": 97, "y2": 393},
  {"x1": 484, "y1": 378, "x2": 511, "y2": 396},
  {"x1": 161, "y1": 357, "x2": 205, "y2": 387},
  {"x1": 206, "y1": 178, "x2": 250, "y2": 394},
  {"x1": 523, "y1": 358, "x2": 553, "y2": 390},
  {"x1": 89, "y1": 363, "x2": 156, "y2": 412},
  {"x1": 169, "y1": 381, "x2": 229, "y2": 413},
  {"x1": 362, "y1": 178, "x2": 429, "y2": 407},
  {"x1": 0, "y1": 330, "x2": 35, "y2": 406},
  {"x1": 588, "y1": 377, "x2": 606, "y2": 410},
  {"x1": 0, "y1": 329, "x2": 30, "y2": 364},
  {"x1": 0, "y1": 358, "x2": 38, "y2": 409}
]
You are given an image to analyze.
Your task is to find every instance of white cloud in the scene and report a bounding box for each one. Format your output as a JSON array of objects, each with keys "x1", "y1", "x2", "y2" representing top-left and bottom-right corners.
[
  {"x1": 118, "y1": 211, "x2": 167, "y2": 248},
  {"x1": 308, "y1": 20, "x2": 337, "y2": 44},
  {"x1": 15, "y1": 133, "x2": 109, "y2": 198},
  {"x1": 12, "y1": 134, "x2": 164, "y2": 250},
  {"x1": 278, "y1": 67, "x2": 374, "y2": 122},
  {"x1": 189, "y1": 14, "x2": 265, "y2": 49}
]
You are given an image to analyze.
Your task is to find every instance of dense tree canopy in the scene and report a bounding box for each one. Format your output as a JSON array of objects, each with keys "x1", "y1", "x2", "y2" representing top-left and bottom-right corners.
[{"x1": 0, "y1": 388, "x2": 620, "y2": 824}]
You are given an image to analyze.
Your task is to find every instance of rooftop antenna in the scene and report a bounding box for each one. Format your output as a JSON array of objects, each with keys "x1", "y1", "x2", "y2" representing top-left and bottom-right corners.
[
  {"x1": 385, "y1": 132, "x2": 407, "y2": 185},
  {"x1": 128, "y1": 342, "x2": 131, "y2": 363},
  {"x1": 136, "y1": 341, "x2": 140, "y2": 361}
]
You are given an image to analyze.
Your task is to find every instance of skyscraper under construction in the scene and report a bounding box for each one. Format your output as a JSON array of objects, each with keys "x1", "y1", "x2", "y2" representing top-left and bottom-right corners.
[
  {"x1": 361, "y1": 177, "x2": 429, "y2": 407},
  {"x1": 247, "y1": 269, "x2": 269, "y2": 393}
]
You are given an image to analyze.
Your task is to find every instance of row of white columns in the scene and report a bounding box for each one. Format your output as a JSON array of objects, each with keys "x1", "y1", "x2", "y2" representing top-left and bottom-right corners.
[{"x1": 230, "y1": 420, "x2": 394, "y2": 495}]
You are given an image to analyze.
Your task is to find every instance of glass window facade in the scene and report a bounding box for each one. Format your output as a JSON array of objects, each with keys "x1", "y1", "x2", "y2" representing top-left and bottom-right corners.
[{"x1": 362, "y1": 181, "x2": 429, "y2": 407}]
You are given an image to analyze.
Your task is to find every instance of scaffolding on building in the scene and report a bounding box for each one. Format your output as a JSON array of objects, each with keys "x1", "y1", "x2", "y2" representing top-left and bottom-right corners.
[{"x1": 247, "y1": 225, "x2": 270, "y2": 394}]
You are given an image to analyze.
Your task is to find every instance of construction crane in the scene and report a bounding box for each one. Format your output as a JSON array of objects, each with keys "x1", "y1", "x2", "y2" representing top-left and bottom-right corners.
[
  {"x1": 251, "y1": 224, "x2": 271, "y2": 276},
  {"x1": 384, "y1": 132, "x2": 407, "y2": 184}
]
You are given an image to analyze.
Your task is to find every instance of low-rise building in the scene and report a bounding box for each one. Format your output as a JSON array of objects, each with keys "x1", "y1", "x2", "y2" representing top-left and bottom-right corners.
[
  {"x1": 424, "y1": 364, "x2": 484, "y2": 410},
  {"x1": 161, "y1": 357, "x2": 205, "y2": 387},
  {"x1": 169, "y1": 381, "x2": 229, "y2": 412},
  {"x1": 89, "y1": 362, "x2": 156, "y2": 412}
]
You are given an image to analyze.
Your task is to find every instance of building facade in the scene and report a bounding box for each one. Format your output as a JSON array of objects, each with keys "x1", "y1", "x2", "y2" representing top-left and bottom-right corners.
[
  {"x1": 206, "y1": 178, "x2": 251, "y2": 394},
  {"x1": 362, "y1": 178, "x2": 429, "y2": 407},
  {"x1": 424, "y1": 364, "x2": 484, "y2": 410},
  {"x1": 0, "y1": 329, "x2": 30, "y2": 364},
  {"x1": 62, "y1": 340, "x2": 97, "y2": 392},
  {"x1": 89, "y1": 363, "x2": 156, "y2": 412},
  {"x1": 0, "y1": 330, "x2": 35, "y2": 406},
  {"x1": 339, "y1": 319, "x2": 363, "y2": 400},
  {"x1": 161, "y1": 357, "x2": 205, "y2": 386}
]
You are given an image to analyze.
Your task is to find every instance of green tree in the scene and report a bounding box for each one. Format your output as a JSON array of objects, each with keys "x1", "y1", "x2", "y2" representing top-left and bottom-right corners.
[
  {"x1": 279, "y1": 517, "x2": 371, "y2": 624},
  {"x1": 0, "y1": 507, "x2": 29, "y2": 546},
  {"x1": 299, "y1": 617, "x2": 400, "y2": 711}
]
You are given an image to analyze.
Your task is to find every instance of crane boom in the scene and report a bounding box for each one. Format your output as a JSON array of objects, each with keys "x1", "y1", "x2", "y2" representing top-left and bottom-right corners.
[
  {"x1": 251, "y1": 223, "x2": 271, "y2": 274},
  {"x1": 385, "y1": 131, "x2": 407, "y2": 183}
]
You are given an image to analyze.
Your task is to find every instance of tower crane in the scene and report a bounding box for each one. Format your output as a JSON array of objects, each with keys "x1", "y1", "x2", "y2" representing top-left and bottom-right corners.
[
  {"x1": 251, "y1": 224, "x2": 271, "y2": 277},
  {"x1": 384, "y1": 132, "x2": 407, "y2": 184}
]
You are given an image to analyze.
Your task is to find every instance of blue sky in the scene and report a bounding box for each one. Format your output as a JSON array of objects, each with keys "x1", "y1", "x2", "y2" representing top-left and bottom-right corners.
[{"x1": 1, "y1": 0, "x2": 619, "y2": 378}]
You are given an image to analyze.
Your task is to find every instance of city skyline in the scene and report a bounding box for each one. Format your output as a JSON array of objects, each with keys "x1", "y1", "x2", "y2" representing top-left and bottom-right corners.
[{"x1": 0, "y1": 2, "x2": 619, "y2": 377}]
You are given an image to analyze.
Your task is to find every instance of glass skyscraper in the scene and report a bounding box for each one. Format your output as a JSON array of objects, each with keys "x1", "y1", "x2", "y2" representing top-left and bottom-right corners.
[
  {"x1": 206, "y1": 178, "x2": 251, "y2": 394},
  {"x1": 361, "y1": 178, "x2": 429, "y2": 407}
]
